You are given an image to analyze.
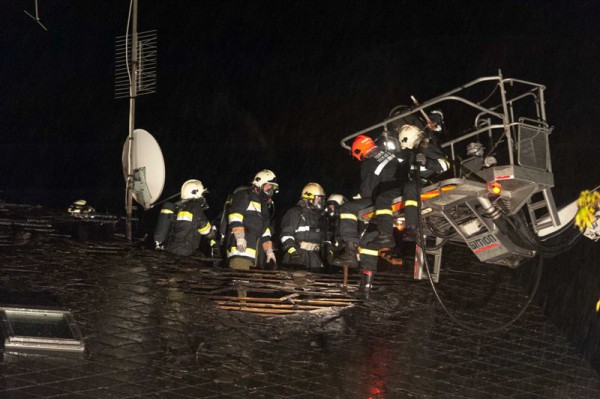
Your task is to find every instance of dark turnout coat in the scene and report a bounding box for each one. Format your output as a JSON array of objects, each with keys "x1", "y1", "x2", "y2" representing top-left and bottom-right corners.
[
  {"x1": 359, "y1": 147, "x2": 404, "y2": 199},
  {"x1": 225, "y1": 187, "x2": 274, "y2": 264},
  {"x1": 154, "y1": 199, "x2": 212, "y2": 256},
  {"x1": 280, "y1": 200, "x2": 324, "y2": 271}
]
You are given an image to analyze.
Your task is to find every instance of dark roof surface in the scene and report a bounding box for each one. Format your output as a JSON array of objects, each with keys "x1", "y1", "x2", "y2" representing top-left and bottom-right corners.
[{"x1": 0, "y1": 203, "x2": 599, "y2": 398}]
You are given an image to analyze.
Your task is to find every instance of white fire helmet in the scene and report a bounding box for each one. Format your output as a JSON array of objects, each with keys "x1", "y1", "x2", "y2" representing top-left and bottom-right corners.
[
  {"x1": 302, "y1": 183, "x2": 325, "y2": 199},
  {"x1": 252, "y1": 169, "x2": 279, "y2": 190},
  {"x1": 398, "y1": 124, "x2": 423, "y2": 149},
  {"x1": 68, "y1": 199, "x2": 94, "y2": 216},
  {"x1": 324, "y1": 194, "x2": 347, "y2": 217},
  {"x1": 302, "y1": 182, "x2": 326, "y2": 210},
  {"x1": 327, "y1": 194, "x2": 347, "y2": 207},
  {"x1": 181, "y1": 179, "x2": 207, "y2": 200}
]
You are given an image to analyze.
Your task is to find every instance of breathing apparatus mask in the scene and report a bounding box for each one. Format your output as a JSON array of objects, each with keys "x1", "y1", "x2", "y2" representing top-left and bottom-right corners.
[
  {"x1": 307, "y1": 195, "x2": 325, "y2": 211},
  {"x1": 261, "y1": 183, "x2": 279, "y2": 198},
  {"x1": 323, "y1": 200, "x2": 339, "y2": 218},
  {"x1": 322, "y1": 194, "x2": 346, "y2": 218}
]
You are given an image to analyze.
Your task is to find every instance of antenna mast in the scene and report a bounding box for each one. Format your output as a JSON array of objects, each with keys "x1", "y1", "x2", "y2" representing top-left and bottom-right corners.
[
  {"x1": 116, "y1": 0, "x2": 157, "y2": 241},
  {"x1": 24, "y1": 0, "x2": 48, "y2": 31},
  {"x1": 125, "y1": 0, "x2": 139, "y2": 241}
]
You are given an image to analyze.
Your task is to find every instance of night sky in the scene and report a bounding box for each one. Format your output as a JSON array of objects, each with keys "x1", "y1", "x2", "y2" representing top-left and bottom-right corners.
[{"x1": 1, "y1": 0, "x2": 599, "y2": 217}]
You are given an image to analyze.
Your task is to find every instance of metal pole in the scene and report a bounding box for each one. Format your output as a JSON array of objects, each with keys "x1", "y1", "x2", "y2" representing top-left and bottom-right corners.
[
  {"x1": 497, "y1": 69, "x2": 515, "y2": 165},
  {"x1": 126, "y1": 0, "x2": 139, "y2": 241},
  {"x1": 343, "y1": 266, "x2": 348, "y2": 291}
]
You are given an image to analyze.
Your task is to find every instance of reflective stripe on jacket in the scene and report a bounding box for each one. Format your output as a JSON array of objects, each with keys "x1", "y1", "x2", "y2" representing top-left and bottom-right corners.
[
  {"x1": 164, "y1": 199, "x2": 211, "y2": 256},
  {"x1": 226, "y1": 187, "x2": 273, "y2": 260}
]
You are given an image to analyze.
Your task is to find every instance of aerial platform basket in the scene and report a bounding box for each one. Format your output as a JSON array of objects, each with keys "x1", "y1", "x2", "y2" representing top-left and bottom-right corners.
[{"x1": 347, "y1": 71, "x2": 579, "y2": 272}]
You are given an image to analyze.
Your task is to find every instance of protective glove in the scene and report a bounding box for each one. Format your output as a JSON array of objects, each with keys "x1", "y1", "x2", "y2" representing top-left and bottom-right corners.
[
  {"x1": 233, "y1": 229, "x2": 247, "y2": 252},
  {"x1": 287, "y1": 248, "x2": 303, "y2": 265},
  {"x1": 206, "y1": 227, "x2": 217, "y2": 240},
  {"x1": 260, "y1": 240, "x2": 277, "y2": 269},
  {"x1": 235, "y1": 237, "x2": 247, "y2": 252},
  {"x1": 266, "y1": 248, "x2": 276, "y2": 264},
  {"x1": 415, "y1": 153, "x2": 427, "y2": 166}
]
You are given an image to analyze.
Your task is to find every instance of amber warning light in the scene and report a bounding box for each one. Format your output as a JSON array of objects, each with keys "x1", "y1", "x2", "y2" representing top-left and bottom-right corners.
[{"x1": 487, "y1": 182, "x2": 502, "y2": 195}]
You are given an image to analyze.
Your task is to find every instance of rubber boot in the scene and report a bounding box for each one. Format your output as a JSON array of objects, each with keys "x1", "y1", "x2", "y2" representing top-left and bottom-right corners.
[
  {"x1": 357, "y1": 270, "x2": 374, "y2": 300},
  {"x1": 368, "y1": 215, "x2": 394, "y2": 249},
  {"x1": 331, "y1": 242, "x2": 358, "y2": 268},
  {"x1": 370, "y1": 233, "x2": 395, "y2": 250},
  {"x1": 403, "y1": 226, "x2": 418, "y2": 242}
]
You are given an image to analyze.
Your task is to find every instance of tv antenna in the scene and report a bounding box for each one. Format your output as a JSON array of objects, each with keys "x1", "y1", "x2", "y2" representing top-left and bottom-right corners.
[
  {"x1": 24, "y1": 0, "x2": 48, "y2": 31},
  {"x1": 115, "y1": 0, "x2": 158, "y2": 240}
]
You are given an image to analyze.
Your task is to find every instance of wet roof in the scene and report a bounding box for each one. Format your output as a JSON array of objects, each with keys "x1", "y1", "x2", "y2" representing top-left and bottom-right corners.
[{"x1": 1, "y1": 203, "x2": 599, "y2": 398}]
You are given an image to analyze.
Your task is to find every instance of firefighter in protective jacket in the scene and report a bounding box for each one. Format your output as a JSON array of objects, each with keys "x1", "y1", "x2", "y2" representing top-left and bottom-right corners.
[
  {"x1": 154, "y1": 179, "x2": 213, "y2": 256},
  {"x1": 280, "y1": 183, "x2": 326, "y2": 272},
  {"x1": 331, "y1": 134, "x2": 404, "y2": 270},
  {"x1": 396, "y1": 123, "x2": 450, "y2": 239},
  {"x1": 322, "y1": 194, "x2": 347, "y2": 268},
  {"x1": 226, "y1": 169, "x2": 278, "y2": 270},
  {"x1": 355, "y1": 121, "x2": 449, "y2": 298}
]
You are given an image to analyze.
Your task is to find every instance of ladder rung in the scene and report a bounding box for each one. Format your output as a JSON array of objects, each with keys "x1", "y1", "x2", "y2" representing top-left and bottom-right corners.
[
  {"x1": 535, "y1": 220, "x2": 555, "y2": 230},
  {"x1": 529, "y1": 201, "x2": 549, "y2": 211}
]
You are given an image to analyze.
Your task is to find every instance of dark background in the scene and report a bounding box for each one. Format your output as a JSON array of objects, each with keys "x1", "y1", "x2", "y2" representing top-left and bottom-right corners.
[{"x1": 1, "y1": 0, "x2": 599, "y2": 370}]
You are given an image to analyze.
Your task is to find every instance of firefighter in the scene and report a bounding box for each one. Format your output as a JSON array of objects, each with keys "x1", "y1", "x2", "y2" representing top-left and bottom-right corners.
[
  {"x1": 280, "y1": 183, "x2": 327, "y2": 272},
  {"x1": 323, "y1": 194, "x2": 347, "y2": 242},
  {"x1": 225, "y1": 169, "x2": 278, "y2": 270},
  {"x1": 395, "y1": 123, "x2": 450, "y2": 241},
  {"x1": 208, "y1": 211, "x2": 224, "y2": 258},
  {"x1": 67, "y1": 199, "x2": 95, "y2": 217},
  {"x1": 331, "y1": 134, "x2": 405, "y2": 297},
  {"x1": 154, "y1": 179, "x2": 213, "y2": 256},
  {"x1": 322, "y1": 194, "x2": 347, "y2": 269},
  {"x1": 374, "y1": 110, "x2": 448, "y2": 244}
]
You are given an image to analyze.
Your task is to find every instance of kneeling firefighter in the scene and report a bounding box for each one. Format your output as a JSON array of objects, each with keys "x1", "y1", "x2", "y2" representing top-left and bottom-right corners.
[
  {"x1": 280, "y1": 183, "x2": 327, "y2": 272},
  {"x1": 154, "y1": 179, "x2": 213, "y2": 256},
  {"x1": 226, "y1": 169, "x2": 278, "y2": 270}
]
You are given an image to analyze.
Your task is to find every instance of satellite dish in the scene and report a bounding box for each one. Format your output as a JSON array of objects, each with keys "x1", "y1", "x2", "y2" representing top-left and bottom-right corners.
[{"x1": 122, "y1": 129, "x2": 165, "y2": 209}]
